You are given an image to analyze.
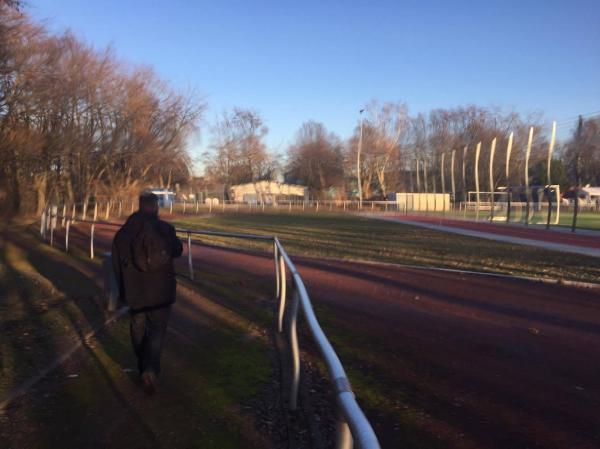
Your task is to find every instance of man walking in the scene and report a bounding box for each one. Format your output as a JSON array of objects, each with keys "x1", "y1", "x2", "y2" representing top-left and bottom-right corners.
[{"x1": 112, "y1": 192, "x2": 183, "y2": 393}]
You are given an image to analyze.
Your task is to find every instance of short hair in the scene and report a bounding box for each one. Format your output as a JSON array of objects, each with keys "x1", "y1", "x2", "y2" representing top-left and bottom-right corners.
[{"x1": 139, "y1": 192, "x2": 159, "y2": 212}]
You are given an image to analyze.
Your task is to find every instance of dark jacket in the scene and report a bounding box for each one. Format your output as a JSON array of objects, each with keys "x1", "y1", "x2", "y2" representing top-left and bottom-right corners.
[{"x1": 112, "y1": 211, "x2": 183, "y2": 312}]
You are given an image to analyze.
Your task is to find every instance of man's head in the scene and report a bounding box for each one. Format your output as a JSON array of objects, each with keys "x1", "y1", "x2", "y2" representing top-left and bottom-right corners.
[{"x1": 139, "y1": 192, "x2": 159, "y2": 215}]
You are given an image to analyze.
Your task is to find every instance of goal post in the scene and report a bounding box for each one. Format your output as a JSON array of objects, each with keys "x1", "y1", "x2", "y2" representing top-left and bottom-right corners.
[
  {"x1": 466, "y1": 186, "x2": 561, "y2": 225},
  {"x1": 467, "y1": 186, "x2": 561, "y2": 225},
  {"x1": 466, "y1": 191, "x2": 510, "y2": 221}
]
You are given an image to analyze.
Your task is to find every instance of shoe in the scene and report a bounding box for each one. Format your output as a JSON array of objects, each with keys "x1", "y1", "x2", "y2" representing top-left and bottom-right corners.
[{"x1": 141, "y1": 370, "x2": 158, "y2": 395}]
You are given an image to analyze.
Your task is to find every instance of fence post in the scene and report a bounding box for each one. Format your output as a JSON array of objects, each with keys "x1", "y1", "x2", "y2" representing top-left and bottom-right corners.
[
  {"x1": 209, "y1": 201, "x2": 212, "y2": 213},
  {"x1": 50, "y1": 206, "x2": 57, "y2": 246},
  {"x1": 187, "y1": 232, "x2": 194, "y2": 280},
  {"x1": 61, "y1": 204, "x2": 67, "y2": 228},
  {"x1": 170, "y1": 201, "x2": 173, "y2": 215},
  {"x1": 572, "y1": 192, "x2": 579, "y2": 232},
  {"x1": 278, "y1": 254, "x2": 287, "y2": 333},
  {"x1": 40, "y1": 209, "x2": 47, "y2": 237},
  {"x1": 65, "y1": 219, "x2": 70, "y2": 253},
  {"x1": 131, "y1": 201, "x2": 134, "y2": 214},
  {"x1": 105, "y1": 201, "x2": 110, "y2": 220},
  {"x1": 196, "y1": 201, "x2": 199, "y2": 214},
  {"x1": 183, "y1": 201, "x2": 186, "y2": 214},
  {"x1": 71, "y1": 203, "x2": 76, "y2": 224},
  {"x1": 335, "y1": 414, "x2": 353, "y2": 449},
  {"x1": 316, "y1": 201, "x2": 319, "y2": 212},
  {"x1": 546, "y1": 187, "x2": 553, "y2": 230},
  {"x1": 90, "y1": 223, "x2": 95, "y2": 259},
  {"x1": 118, "y1": 200, "x2": 122, "y2": 217},
  {"x1": 288, "y1": 286, "x2": 301, "y2": 410},
  {"x1": 90, "y1": 203, "x2": 98, "y2": 259},
  {"x1": 274, "y1": 242, "x2": 280, "y2": 301}
]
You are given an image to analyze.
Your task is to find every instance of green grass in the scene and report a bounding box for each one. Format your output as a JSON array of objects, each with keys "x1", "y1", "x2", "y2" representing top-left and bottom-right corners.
[
  {"x1": 173, "y1": 211, "x2": 600, "y2": 282},
  {"x1": 0, "y1": 223, "x2": 276, "y2": 449},
  {"x1": 0, "y1": 226, "x2": 108, "y2": 399},
  {"x1": 412, "y1": 206, "x2": 600, "y2": 230},
  {"x1": 556, "y1": 211, "x2": 600, "y2": 230}
]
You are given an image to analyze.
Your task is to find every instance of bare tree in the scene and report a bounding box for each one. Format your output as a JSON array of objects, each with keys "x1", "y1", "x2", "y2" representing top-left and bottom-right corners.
[
  {"x1": 0, "y1": 7, "x2": 203, "y2": 215},
  {"x1": 346, "y1": 100, "x2": 409, "y2": 199},
  {"x1": 285, "y1": 121, "x2": 344, "y2": 199},
  {"x1": 204, "y1": 108, "x2": 274, "y2": 196}
]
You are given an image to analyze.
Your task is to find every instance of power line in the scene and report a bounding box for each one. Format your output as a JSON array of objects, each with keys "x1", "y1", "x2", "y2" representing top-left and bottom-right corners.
[{"x1": 555, "y1": 110, "x2": 600, "y2": 126}]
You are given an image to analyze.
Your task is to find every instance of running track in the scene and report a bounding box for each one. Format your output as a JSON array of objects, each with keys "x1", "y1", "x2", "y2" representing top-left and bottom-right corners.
[
  {"x1": 52, "y1": 222, "x2": 600, "y2": 449},
  {"x1": 383, "y1": 214, "x2": 600, "y2": 249}
]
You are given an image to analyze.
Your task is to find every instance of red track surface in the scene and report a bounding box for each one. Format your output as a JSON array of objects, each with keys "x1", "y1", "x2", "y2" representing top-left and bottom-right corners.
[
  {"x1": 389, "y1": 214, "x2": 600, "y2": 249},
  {"x1": 56, "y1": 223, "x2": 600, "y2": 449}
]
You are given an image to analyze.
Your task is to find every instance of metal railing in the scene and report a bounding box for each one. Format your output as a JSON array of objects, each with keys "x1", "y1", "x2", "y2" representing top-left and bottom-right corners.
[{"x1": 39, "y1": 207, "x2": 381, "y2": 449}]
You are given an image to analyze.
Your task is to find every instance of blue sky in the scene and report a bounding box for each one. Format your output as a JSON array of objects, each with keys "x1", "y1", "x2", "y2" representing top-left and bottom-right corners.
[{"x1": 29, "y1": 0, "x2": 600, "y2": 168}]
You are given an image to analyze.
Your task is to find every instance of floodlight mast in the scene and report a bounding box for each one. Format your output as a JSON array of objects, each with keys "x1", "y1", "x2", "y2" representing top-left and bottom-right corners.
[{"x1": 357, "y1": 108, "x2": 365, "y2": 208}]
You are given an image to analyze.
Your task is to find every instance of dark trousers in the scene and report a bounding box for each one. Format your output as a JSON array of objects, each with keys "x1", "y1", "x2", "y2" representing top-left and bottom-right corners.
[{"x1": 130, "y1": 306, "x2": 171, "y2": 375}]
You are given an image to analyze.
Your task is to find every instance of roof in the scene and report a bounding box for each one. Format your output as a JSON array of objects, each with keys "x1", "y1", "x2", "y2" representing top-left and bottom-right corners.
[
  {"x1": 230, "y1": 181, "x2": 306, "y2": 189},
  {"x1": 582, "y1": 187, "x2": 600, "y2": 196}
]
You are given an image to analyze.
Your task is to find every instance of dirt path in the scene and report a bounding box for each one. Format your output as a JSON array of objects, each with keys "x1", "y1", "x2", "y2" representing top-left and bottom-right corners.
[
  {"x1": 1, "y1": 225, "x2": 289, "y2": 449},
  {"x1": 58, "y1": 222, "x2": 600, "y2": 449}
]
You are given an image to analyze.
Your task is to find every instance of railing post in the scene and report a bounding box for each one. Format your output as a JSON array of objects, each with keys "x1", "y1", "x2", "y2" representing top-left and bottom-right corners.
[
  {"x1": 105, "y1": 201, "x2": 110, "y2": 220},
  {"x1": 170, "y1": 201, "x2": 173, "y2": 215},
  {"x1": 196, "y1": 200, "x2": 199, "y2": 214},
  {"x1": 335, "y1": 413, "x2": 353, "y2": 449},
  {"x1": 278, "y1": 253, "x2": 286, "y2": 333},
  {"x1": 187, "y1": 232, "x2": 194, "y2": 280},
  {"x1": 65, "y1": 219, "x2": 70, "y2": 253},
  {"x1": 61, "y1": 204, "x2": 66, "y2": 228},
  {"x1": 183, "y1": 200, "x2": 186, "y2": 214},
  {"x1": 90, "y1": 223, "x2": 95, "y2": 259},
  {"x1": 118, "y1": 200, "x2": 122, "y2": 217},
  {"x1": 131, "y1": 200, "x2": 134, "y2": 214},
  {"x1": 90, "y1": 203, "x2": 98, "y2": 259},
  {"x1": 71, "y1": 203, "x2": 76, "y2": 224},
  {"x1": 40, "y1": 209, "x2": 47, "y2": 237},
  {"x1": 274, "y1": 241, "x2": 280, "y2": 300},
  {"x1": 49, "y1": 206, "x2": 57, "y2": 246},
  {"x1": 45, "y1": 206, "x2": 51, "y2": 235},
  {"x1": 288, "y1": 286, "x2": 301, "y2": 410}
]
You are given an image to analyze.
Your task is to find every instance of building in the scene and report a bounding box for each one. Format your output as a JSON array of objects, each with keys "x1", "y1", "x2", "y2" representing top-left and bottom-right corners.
[
  {"x1": 581, "y1": 186, "x2": 600, "y2": 204},
  {"x1": 149, "y1": 188, "x2": 175, "y2": 208},
  {"x1": 229, "y1": 181, "x2": 307, "y2": 204}
]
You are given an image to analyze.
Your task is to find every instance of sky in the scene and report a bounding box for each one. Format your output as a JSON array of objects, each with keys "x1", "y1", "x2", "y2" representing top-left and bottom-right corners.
[{"x1": 28, "y1": 0, "x2": 600, "y2": 171}]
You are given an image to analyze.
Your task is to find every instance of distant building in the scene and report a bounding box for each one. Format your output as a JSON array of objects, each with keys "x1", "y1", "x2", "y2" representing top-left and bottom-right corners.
[
  {"x1": 229, "y1": 181, "x2": 307, "y2": 204},
  {"x1": 149, "y1": 188, "x2": 175, "y2": 207},
  {"x1": 581, "y1": 186, "x2": 600, "y2": 203}
]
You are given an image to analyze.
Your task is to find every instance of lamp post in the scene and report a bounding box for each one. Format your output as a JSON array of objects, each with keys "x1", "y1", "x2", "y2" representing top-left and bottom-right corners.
[{"x1": 357, "y1": 109, "x2": 365, "y2": 209}]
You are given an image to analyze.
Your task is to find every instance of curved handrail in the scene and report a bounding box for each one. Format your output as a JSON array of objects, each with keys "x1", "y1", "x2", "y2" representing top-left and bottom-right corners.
[{"x1": 41, "y1": 209, "x2": 381, "y2": 449}]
